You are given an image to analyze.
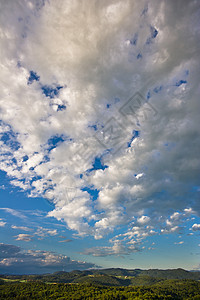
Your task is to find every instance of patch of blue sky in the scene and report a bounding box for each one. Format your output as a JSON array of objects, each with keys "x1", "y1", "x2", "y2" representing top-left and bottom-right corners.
[
  {"x1": 40, "y1": 155, "x2": 50, "y2": 164},
  {"x1": 0, "y1": 127, "x2": 20, "y2": 151},
  {"x1": 11, "y1": 157, "x2": 17, "y2": 165},
  {"x1": 93, "y1": 157, "x2": 108, "y2": 171},
  {"x1": 27, "y1": 70, "x2": 40, "y2": 85},
  {"x1": 57, "y1": 104, "x2": 66, "y2": 111},
  {"x1": 88, "y1": 121, "x2": 106, "y2": 132},
  {"x1": 88, "y1": 124, "x2": 98, "y2": 131},
  {"x1": 30, "y1": 175, "x2": 42, "y2": 185},
  {"x1": 127, "y1": 130, "x2": 140, "y2": 148},
  {"x1": 146, "y1": 26, "x2": 158, "y2": 45},
  {"x1": 22, "y1": 155, "x2": 29, "y2": 162},
  {"x1": 175, "y1": 80, "x2": 187, "y2": 87},
  {"x1": 81, "y1": 186, "x2": 99, "y2": 201},
  {"x1": 150, "y1": 26, "x2": 158, "y2": 38},
  {"x1": 41, "y1": 85, "x2": 63, "y2": 98},
  {"x1": 0, "y1": 172, "x2": 55, "y2": 217},
  {"x1": 85, "y1": 156, "x2": 108, "y2": 175},
  {"x1": 27, "y1": 71, "x2": 65, "y2": 107},
  {"x1": 47, "y1": 134, "x2": 70, "y2": 152}
]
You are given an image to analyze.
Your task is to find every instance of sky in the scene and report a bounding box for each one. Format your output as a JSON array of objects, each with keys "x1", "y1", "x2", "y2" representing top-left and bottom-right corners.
[{"x1": 0, "y1": 0, "x2": 200, "y2": 274}]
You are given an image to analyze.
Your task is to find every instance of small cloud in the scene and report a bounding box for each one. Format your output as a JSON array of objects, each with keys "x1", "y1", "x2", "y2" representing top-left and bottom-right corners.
[
  {"x1": 161, "y1": 226, "x2": 180, "y2": 234},
  {"x1": 47, "y1": 229, "x2": 57, "y2": 236},
  {"x1": 137, "y1": 215, "x2": 150, "y2": 224},
  {"x1": 174, "y1": 241, "x2": 184, "y2": 245},
  {"x1": 170, "y1": 212, "x2": 180, "y2": 220},
  {"x1": 15, "y1": 234, "x2": 33, "y2": 242},
  {"x1": 11, "y1": 225, "x2": 32, "y2": 231},
  {"x1": 0, "y1": 208, "x2": 27, "y2": 220},
  {"x1": 0, "y1": 221, "x2": 6, "y2": 227},
  {"x1": 34, "y1": 227, "x2": 58, "y2": 238},
  {"x1": 59, "y1": 239, "x2": 72, "y2": 243},
  {"x1": 82, "y1": 241, "x2": 141, "y2": 257},
  {"x1": 192, "y1": 224, "x2": 200, "y2": 231},
  {"x1": 135, "y1": 173, "x2": 144, "y2": 180},
  {"x1": 184, "y1": 208, "x2": 195, "y2": 214}
]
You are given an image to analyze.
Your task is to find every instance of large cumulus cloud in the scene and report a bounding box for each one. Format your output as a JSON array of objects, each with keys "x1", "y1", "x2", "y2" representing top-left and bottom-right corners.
[{"x1": 0, "y1": 243, "x2": 97, "y2": 274}]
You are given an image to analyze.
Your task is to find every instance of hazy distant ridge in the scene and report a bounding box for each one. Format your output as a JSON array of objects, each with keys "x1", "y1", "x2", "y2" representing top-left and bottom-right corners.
[{"x1": 1, "y1": 268, "x2": 200, "y2": 286}]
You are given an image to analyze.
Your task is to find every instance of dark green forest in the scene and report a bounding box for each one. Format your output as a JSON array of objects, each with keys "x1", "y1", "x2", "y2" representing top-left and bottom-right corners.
[
  {"x1": 0, "y1": 279, "x2": 200, "y2": 299},
  {"x1": 1, "y1": 269, "x2": 200, "y2": 299}
]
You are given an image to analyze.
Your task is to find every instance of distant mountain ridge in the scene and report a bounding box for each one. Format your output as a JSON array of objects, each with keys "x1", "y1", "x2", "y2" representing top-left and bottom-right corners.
[
  {"x1": 1, "y1": 268, "x2": 200, "y2": 286},
  {"x1": 54, "y1": 267, "x2": 200, "y2": 279}
]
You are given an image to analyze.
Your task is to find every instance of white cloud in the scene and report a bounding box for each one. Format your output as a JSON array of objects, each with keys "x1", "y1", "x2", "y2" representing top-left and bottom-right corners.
[
  {"x1": 192, "y1": 224, "x2": 200, "y2": 231},
  {"x1": 184, "y1": 208, "x2": 195, "y2": 215},
  {"x1": 59, "y1": 239, "x2": 72, "y2": 243},
  {"x1": 137, "y1": 215, "x2": 150, "y2": 224},
  {"x1": 11, "y1": 225, "x2": 32, "y2": 231},
  {"x1": 82, "y1": 240, "x2": 140, "y2": 257},
  {"x1": 174, "y1": 241, "x2": 184, "y2": 245},
  {"x1": 10, "y1": 224, "x2": 60, "y2": 240},
  {"x1": 0, "y1": 208, "x2": 27, "y2": 220},
  {"x1": 46, "y1": 229, "x2": 57, "y2": 236},
  {"x1": 135, "y1": 173, "x2": 144, "y2": 180},
  {"x1": 0, "y1": 243, "x2": 97, "y2": 274},
  {"x1": 0, "y1": 0, "x2": 199, "y2": 248},
  {"x1": 0, "y1": 221, "x2": 6, "y2": 227},
  {"x1": 161, "y1": 226, "x2": 180, "y2": 234},
  {"x1": 15, "y1": 234, "x2": 33, "y2": 242},
  {"x1": 34, "y1": 227, "x2": 58, "y2": 238}
]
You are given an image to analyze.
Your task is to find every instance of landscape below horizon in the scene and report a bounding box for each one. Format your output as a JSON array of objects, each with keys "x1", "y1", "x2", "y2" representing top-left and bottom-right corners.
[
  {"x1": 1, "y1": 268, "x2": 200, "y2": 299},
  {"x1": 1, "y1": 267, "x2": 200, "y2": 283}
]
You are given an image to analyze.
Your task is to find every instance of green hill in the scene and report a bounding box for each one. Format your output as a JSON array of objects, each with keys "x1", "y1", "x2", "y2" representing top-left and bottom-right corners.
[{"x1": 1, "y1": 268, "x2": 200, "y2": 287}]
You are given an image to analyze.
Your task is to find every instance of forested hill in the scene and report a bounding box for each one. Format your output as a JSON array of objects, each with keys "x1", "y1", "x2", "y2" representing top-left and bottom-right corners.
[{"x1": 1, "y1": 268, "x2": 200, "y2": 286}]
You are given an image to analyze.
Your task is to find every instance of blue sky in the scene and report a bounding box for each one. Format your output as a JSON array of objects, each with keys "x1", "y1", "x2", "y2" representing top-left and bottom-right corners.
[{"x1": 0, "y1": 0, "x2": 200, "y2": 274}]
